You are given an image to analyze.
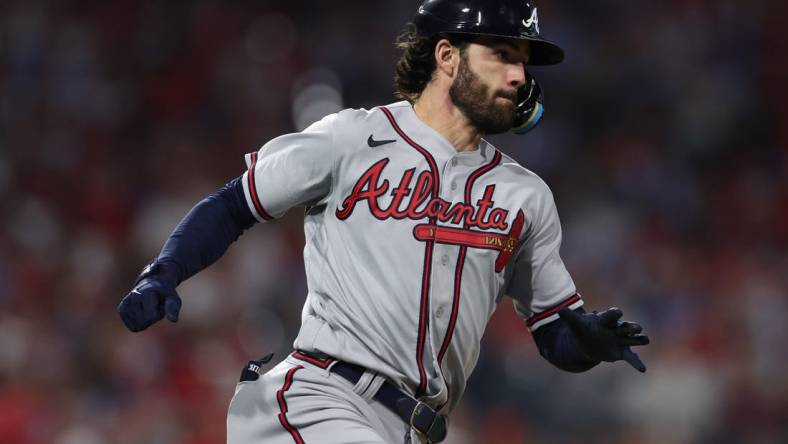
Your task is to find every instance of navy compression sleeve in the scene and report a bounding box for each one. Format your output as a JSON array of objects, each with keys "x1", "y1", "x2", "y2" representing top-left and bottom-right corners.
[
  {"x1": 154, "y1": 176, "x2": 257, "y2": 286},
  {"x1": 532, "y1": 307, "x2": 600, "y2": 373}
]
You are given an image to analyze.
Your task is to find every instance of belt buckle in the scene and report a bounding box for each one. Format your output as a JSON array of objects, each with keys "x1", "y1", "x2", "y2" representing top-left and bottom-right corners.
[{"x1": 409, "y1": 401, "x2": 447, "y2": 443}]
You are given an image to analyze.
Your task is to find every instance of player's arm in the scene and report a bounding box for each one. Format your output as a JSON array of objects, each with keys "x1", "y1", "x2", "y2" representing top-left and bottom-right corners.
[
  {"x1": 530, "y1": 306, "x2": 649, "y2": 373},
  {"x1": 506, "y1": 182, "x2": 649, "y2": 372},
  {"x1": 119, "y1": 114, "x2": 338, "y2": 332},
  {"x1": 118, "y1": 177, "x2": 257, "y2": 332},
  {"x1": 529, "y1": 307, "x2": 599, "y2": 372}
]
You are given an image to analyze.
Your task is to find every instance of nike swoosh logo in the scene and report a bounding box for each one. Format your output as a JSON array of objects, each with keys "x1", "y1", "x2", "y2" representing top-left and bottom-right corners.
[{"x1": 367, "y1": 135, "x2": 396, "y2": 147}]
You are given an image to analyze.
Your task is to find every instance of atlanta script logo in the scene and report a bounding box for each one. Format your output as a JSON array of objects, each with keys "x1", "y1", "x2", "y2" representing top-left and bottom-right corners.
[
  {"x1": 335, "y1": 158, "x2": 525, "y2": 272},
  {"x1": 335, "y1": 158, "x2": 510, "y2": 230}
]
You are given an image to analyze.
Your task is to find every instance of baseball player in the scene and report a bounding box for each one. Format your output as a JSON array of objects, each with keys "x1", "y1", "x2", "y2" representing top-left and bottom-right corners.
[{"x1": 118, "y1": 1, "x2": 650, "y2": 443}]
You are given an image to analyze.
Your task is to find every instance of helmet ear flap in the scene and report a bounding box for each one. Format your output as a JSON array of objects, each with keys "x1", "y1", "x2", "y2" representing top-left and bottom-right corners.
[{"x1": 511, "y1": 72, "x2": 544, "y2": 135}]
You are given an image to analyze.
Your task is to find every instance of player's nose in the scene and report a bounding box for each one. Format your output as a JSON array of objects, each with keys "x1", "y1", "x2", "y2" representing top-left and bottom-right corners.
[{"x1": 508, "y1": 63, "x2": 526, "y2": 89}]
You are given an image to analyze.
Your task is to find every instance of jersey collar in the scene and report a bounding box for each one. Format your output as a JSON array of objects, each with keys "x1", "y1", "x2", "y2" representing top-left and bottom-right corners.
[{"x1": 386, "y1": 101, "x2": 496, "y2": 167}]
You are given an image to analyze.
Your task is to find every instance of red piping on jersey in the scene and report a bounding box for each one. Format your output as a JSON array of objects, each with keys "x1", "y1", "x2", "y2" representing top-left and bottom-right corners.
[
  {"x1": 526, "y1": 293, "x2": 583, "y2": 327},
  {"x1": 246, "y1": 152, "x2": 274, "y2": 221},
  {"x1": 414, "y1": 240, "x2": 435, "y2": 397},
  {"x1": 379, "y1": 107, "x2": 440, "y2": 196},
  {"x1": 442, "y1": 246, "x2": 467, "y2": 363},
  {"x1": 292, "y1": 351, "x2": 336, "y2": 369},
  {"x1": 277, "y1": 365, "x2": 305, "y2": 444},
  {"x1": 380, "y1": 105, "x2": 439, "y2": 397},
  {"x1": 437, "y1": 151, "x2": 502, "y2": 367},
  {"x1": 465, "y1": 152, "x2": 503, "y2": 207}
]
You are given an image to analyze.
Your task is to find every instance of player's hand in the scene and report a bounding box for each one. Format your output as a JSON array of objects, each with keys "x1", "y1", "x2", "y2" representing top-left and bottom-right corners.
[
  {"x1": 558, "y1": 307, "x2": 650, "y2": 372},
  {"x1": 118, "y1": 261, "x2": 182, "y2": 332}
]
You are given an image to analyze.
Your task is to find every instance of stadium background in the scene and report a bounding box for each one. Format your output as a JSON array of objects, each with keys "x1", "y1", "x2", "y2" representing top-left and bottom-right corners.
[{"x1": 1, "y1": 1, "x2": 786, "y2": 443}]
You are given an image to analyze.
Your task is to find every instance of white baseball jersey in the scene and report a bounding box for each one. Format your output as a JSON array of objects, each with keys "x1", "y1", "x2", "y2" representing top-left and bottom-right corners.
[{"x1": 240, "y1": 101, "x2": 583, "y2": 412}]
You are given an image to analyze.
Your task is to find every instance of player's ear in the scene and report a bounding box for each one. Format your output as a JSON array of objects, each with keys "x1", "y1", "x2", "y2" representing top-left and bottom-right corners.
[{"x1": 434, "y1": 38, "x2": 457, "y2": 78}]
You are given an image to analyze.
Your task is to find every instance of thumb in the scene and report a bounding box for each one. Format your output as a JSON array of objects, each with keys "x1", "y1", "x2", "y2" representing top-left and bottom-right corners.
[
  {"x1": 558, "y1": 308, "x2": 586, "y2": 334},
  {"x1": 164, "y1": 292, "x2": 182, "y2": 322},
  {"x1": 622, "y1": 348, "x2": 647, "y2": 373}
]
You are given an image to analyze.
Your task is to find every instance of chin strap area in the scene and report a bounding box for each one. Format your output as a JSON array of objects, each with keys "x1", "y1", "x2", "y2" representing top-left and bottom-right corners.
[{"x1": 511, "y1": 72, "x2": 545, "y2": 135}]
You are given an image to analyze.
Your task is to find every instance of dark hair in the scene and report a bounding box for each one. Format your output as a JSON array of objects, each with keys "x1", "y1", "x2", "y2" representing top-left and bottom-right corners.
[{"x1": 394, "y1": 24, "x2": 469, "y2": 103}]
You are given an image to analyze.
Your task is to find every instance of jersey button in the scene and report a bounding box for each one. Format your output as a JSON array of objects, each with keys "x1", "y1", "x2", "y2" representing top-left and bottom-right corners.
[
  {"x1": 436, "y1": 306, "x2": 445, "y2": 318},
  {"x1": 451, "y1": 159, "x2": 458, "y2": 167},
  {"x1": 450, "y1": 182, "x2": 457, "y2": 191},
  {"x1": 441, "y1": 255, "x2": 449, "y2": 265}
]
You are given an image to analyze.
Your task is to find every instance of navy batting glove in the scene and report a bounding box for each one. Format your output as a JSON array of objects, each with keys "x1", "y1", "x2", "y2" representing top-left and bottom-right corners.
[
  {"x1": 118, "y1": 261, "x2": 182, "y2": 332},
  {"x1": 558, "y1": 307, "x2": 650, "y2": 372}
]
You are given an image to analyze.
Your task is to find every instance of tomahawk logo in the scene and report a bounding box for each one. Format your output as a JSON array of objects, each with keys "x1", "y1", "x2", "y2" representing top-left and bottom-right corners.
[{"x1": 523, "y1": 7, "x2": 539, "y2": 34}]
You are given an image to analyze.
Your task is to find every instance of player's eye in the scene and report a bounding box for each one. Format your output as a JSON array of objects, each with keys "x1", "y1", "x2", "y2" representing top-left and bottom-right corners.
[
  {"x1": 494, "y1": 50, "x2": 508, "y2": 61},
  {"x1": 498, "y1": 49, "x2": 527, "y2": 66}
]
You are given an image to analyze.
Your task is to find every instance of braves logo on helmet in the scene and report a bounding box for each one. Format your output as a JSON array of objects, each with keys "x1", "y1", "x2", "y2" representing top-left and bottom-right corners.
[{"x1": 522, "y1": 5, "x2": 540, "y2": 35}]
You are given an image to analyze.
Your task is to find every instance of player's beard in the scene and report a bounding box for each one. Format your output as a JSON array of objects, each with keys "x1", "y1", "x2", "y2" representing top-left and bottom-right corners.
[{"x1": 449, "y1": 52, "x2": 517, "y2": 135}]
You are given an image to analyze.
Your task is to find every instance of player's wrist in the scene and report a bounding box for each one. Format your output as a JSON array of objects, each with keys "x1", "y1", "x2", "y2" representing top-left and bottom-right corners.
[{"x1": 134, "y1": 258, "x2": 181, "y2": 289}]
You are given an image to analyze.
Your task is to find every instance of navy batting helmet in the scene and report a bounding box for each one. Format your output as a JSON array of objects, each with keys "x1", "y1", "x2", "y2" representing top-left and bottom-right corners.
[{"x1": 413, "y1": 0, "x2": 565, "y2": 65}]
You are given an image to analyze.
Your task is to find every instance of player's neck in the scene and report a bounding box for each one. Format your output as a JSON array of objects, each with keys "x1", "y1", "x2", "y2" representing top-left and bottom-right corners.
[{"x1": 412, "y1": 90, "x2": 482, "y2": 153}]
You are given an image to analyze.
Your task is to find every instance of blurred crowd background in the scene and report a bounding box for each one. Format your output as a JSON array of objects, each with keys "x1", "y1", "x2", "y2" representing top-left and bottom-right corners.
[{"x1": 1, "y1": 0, "x2": 787, "y2": 443}]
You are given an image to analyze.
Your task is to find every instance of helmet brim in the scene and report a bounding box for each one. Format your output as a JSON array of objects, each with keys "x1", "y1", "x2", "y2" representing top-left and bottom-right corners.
[
  {"x1": 436, "y1": 30, "x2": 565, "y2": 65},
  {"x1": 528, "y1": 39, "x2": 565, "y2": 65}
]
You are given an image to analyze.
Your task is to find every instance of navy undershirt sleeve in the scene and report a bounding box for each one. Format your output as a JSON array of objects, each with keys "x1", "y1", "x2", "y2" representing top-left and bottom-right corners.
[
  {"x1": 532, "y1": 307, "x2": 601, "y2": 373},
  {"x1": 154, "y1": 176, "x2": 257, "y2": 286}
]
